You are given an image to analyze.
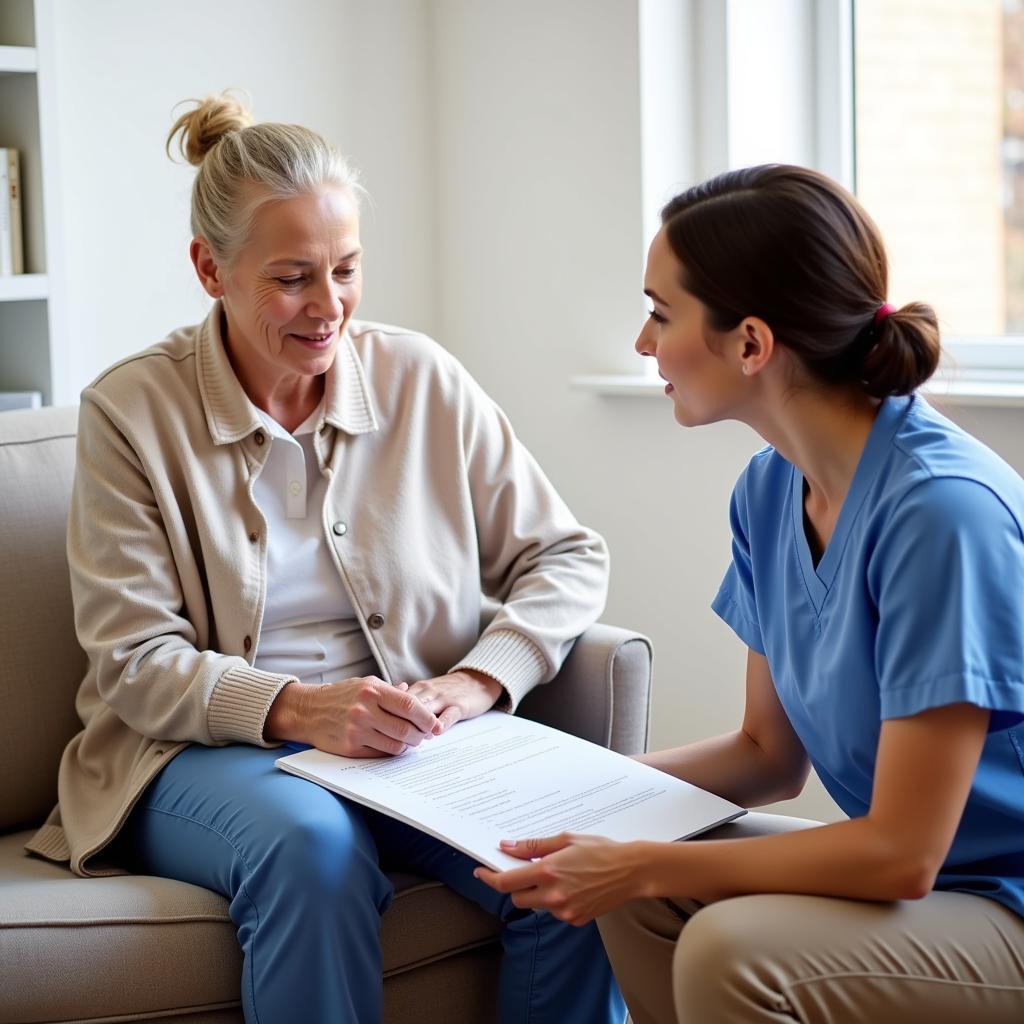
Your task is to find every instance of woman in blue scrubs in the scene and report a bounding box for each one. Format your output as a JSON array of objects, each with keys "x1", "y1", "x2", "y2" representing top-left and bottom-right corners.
[{"x1": 477, "y1": 164, "x2": 1024, "y2": 1022}]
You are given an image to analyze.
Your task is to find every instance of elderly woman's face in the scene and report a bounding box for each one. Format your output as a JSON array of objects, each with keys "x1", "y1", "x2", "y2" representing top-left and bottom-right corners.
[{"x1": 221, "y1": 185, "x2": 362, "y2": 383}]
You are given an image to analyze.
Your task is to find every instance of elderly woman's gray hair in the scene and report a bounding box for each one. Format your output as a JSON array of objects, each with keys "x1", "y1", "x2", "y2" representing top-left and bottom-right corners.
[{"x1": 167, "y1": 91, "x2": 363, "y2": 266}]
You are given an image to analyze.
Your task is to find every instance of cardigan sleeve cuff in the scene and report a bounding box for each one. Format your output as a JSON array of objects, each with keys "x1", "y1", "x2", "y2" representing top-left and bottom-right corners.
[
  {"x1": 208, "y1": 665, "x2": 297, "y2": 746},
  {"x1": 451, "y1": 628, "x2": 548, "y2": 712},
  {"x1": 24, "y1": 823, "x2": 71, "y2": 863}
]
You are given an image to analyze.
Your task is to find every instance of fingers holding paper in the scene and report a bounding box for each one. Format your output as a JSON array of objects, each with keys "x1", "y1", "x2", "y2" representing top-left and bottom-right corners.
[
  {"x1": 407, "y1": 669, "x2": 505, "y2": 734},
  {"x1": 274, "y1": 676, "x2": 439, "y2": 758},
  {"x1": 474, "y1": 832, "x2": 646, "y2": 926}
]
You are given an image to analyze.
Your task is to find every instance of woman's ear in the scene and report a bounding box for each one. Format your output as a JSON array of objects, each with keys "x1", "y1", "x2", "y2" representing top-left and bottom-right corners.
[
  {"x1": 736, "y1": 316, "x2": 774, "y2": 377},
  {"x1": 191, "y1": 238, "x2": 226, "y2": 299}
]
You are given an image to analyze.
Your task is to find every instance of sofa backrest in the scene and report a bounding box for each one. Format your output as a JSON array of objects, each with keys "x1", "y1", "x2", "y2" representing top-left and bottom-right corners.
[{"x1": 0, "y1": 406, "x2": 86, "y2": 833}]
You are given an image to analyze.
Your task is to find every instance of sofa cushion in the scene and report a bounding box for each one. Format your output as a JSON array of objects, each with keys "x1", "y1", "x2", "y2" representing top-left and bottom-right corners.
[
  {"x1": 0, "y1": 407, "x2": 86, "y2": 833},
  {"x1": 0, "y1": 830, "x2": 502, "y2": 1023}
]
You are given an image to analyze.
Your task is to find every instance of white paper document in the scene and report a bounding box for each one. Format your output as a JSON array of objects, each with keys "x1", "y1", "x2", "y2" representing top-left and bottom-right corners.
[{"x1": 276, "y1": 712, "x2": 745, "y2": 870}]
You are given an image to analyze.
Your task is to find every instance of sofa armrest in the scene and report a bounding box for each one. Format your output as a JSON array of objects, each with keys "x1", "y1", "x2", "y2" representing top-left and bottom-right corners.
[{"x1": 516, "y1": 623, "x2": 652, "y2": 755}]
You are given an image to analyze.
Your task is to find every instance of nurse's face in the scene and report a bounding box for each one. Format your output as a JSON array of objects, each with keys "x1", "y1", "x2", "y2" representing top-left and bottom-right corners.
[{"x1": 634, "y1": 228, "x2": 747, "y2": 427}]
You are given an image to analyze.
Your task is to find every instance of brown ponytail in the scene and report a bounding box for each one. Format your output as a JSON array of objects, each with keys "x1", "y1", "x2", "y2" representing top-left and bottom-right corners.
[{"x1": 860, "y1": 302, "x2": 940, "y2": 398}]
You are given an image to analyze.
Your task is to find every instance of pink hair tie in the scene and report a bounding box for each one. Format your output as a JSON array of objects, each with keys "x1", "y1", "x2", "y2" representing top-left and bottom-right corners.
[{"x1": 873, "y1": 302, "x2": 896, "y2": 327}]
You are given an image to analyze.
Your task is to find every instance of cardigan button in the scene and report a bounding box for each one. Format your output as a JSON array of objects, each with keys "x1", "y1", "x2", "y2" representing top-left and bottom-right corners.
[
  {"x1": 332, "y1": 521, "x2": 348, "y2": 536},
  {"x1": 367, "y1": 613, "x2": 385, "y2": 630},
  {"x1": 254, "y1": 431, "x2": 265, "y2": 446},
  {"x1": 248, "y1": 530, "x2": 259, "y2": 543},
  {"x1": 243, "y1": 635, "x2": 252, "y2": 652}
]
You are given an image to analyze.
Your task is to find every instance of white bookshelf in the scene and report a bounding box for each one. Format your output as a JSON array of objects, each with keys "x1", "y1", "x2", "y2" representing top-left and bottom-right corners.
[
  {"x1": 0, "y1": 272, "x2": 46, "y2": 301},
  {"x1": 0, "y1": 0, "x2": 63, "y2": 405},
  {"x1": 0, "y1": 44, "x2": 37, "y2": 73}
]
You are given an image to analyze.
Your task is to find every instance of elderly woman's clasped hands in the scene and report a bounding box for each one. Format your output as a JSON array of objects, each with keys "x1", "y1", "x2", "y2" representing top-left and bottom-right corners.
[{"x1": 267, "y1": 668, "x2": 504, "y2": 758}]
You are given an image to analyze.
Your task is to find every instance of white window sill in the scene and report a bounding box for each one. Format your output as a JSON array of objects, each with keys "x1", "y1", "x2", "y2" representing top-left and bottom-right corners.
[
  {"x1": 571, "y1": 371, "x2": 1024, "y2": 408},
  {"x1": 920, "y1": 372, "x2": 1024, "y2": 407},
  {"x1": 574, "y1": 339, "x2": 1024, "y2": 407}
]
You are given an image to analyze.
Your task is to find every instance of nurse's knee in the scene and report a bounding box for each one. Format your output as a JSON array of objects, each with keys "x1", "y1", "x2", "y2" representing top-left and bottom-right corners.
[{"x1": 672, "y1": 896, "x2": 794, "y2": 1020}]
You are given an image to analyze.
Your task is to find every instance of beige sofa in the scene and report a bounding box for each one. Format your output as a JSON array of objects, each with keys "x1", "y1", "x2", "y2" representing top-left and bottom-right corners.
[{"x1": 0, "y1": 405, "x2": 652, "y2": 1024}]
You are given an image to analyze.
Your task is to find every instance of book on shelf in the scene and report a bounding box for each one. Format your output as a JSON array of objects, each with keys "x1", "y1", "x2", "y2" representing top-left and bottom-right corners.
[
  {"x1": 0, "y1": 391, "x2": 42, "y2": 411},
  {"x1": 0, "y1": 148, "x2": 24, "y2": 276},
  {"x1": 277, "y1": 711, "x2": 745, "y2": 871}
]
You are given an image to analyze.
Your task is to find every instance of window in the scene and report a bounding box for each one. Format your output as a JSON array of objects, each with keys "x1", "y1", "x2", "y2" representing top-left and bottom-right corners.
[
  {"x1": 583, "y1": 0, "x2": 1024, "y2": 396},
  {"x1": 854, "y1": 0, "x2": 1024, "y2": 343}
]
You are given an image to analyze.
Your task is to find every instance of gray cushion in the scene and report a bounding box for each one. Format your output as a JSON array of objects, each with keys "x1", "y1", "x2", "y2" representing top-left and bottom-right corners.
[
  {"x1": 0, "y1": 830, "x2": 502, "y2": 1023},
  {"x1": 0, "y1": 407, "x2": 85, "y2": 833},
  {"x1": 519, "y1": 623, "x2": 651, "y2": 754}
]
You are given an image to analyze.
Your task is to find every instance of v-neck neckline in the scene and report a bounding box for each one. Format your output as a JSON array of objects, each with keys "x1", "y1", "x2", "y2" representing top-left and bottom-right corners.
[{"x1": 790, "y1": 395, "x2": 912, "y2": 613}]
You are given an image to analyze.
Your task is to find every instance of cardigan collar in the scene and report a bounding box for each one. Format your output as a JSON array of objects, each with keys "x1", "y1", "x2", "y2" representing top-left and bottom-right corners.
[{"x1": 196, "y1": 300, "x2": 379, "y2": 445}]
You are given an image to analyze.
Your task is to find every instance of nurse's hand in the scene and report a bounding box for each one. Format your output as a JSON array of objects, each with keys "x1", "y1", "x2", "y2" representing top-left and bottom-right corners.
[
  {"x1": 265, "y1": 677, "x2": 439, "y2": 757},
  {"x1": 407, "y1": 669, "x2": 505, "y2": 734},
  {"x1": 474, "y1": 833, "x2": 646, "y2": 925}
]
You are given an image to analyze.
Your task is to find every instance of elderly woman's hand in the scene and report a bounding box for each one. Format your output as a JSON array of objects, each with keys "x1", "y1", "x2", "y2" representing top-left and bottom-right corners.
[
  {"x1": 408, "y1": 669, "x2": 505, "y2": 733},
  {"x1": 265, "y1": 677, "x2": 439, "y2": 757}
]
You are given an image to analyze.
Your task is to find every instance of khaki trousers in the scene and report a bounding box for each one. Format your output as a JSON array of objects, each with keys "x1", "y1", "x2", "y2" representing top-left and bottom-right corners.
[{"x1": 598, "y1": 813, "x2": 1024, "y2": 1024}]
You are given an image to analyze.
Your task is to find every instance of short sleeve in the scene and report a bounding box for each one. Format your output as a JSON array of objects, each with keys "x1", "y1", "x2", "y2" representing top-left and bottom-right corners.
[
  {"x1": 711, "y1": 470, "x2": 766, "y2": 655},
  {"x1": 870, "y1": 476, "x2": 1024, "y2": 731}
]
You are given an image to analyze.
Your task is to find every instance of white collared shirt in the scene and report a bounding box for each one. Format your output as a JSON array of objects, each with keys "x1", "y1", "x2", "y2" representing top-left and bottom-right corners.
[{"x1": 251, "y1": 400, "x2": 377, "y2": 685}]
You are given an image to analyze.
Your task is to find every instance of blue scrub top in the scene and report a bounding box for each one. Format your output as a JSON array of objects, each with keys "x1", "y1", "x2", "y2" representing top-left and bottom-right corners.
[{"x1": 712, "y1": 394, "x2": 1024, "y2": 918}]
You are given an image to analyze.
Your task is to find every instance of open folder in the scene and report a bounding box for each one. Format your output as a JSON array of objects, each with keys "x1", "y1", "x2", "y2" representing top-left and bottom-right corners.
[{"x1": 276, "y1": 711, "x2": 745, "y2": 870}]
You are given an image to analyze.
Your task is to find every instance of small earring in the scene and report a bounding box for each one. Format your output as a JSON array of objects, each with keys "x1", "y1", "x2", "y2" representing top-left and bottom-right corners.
[{"x1": 742, "y1": 364, "x2": 750, "y2": 375}]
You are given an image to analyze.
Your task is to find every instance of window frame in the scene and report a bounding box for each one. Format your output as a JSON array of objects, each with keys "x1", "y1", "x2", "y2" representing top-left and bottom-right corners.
[
  {"x1": 629, "y1": 0, "x2": 1024, "y2": 396},
  {"x1": 577, "y1": 1, "x2": 1024, "y2": 400},
  {"x1": 842, "y1": 0, "x2": 1024, "y2": 382}
]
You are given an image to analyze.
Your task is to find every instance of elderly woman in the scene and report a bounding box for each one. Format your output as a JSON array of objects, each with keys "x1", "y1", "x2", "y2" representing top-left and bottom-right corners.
[{"x1": 26, "y1": 94, "x2": 624, "y2": 1024}]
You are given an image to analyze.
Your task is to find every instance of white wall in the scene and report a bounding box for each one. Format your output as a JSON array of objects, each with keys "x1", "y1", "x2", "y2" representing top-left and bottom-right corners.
[
  {"x1": 47, "y1": 0, "x2": 1024, "y2": 824},
  {"x1": 428, "y1": 0, "x2": 1024, "y2": 823},
  {"x1": 48, "y1": 0, "x2": 437, "y2": 401},
  {"x1": 428, "y1": 0, "x2": 841, "y2": 820}
]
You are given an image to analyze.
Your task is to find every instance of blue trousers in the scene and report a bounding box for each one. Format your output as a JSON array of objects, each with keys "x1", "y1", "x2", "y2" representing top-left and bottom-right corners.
[{"x1": 117, "y1": 743, "x2": 626, "y2": 1024}]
